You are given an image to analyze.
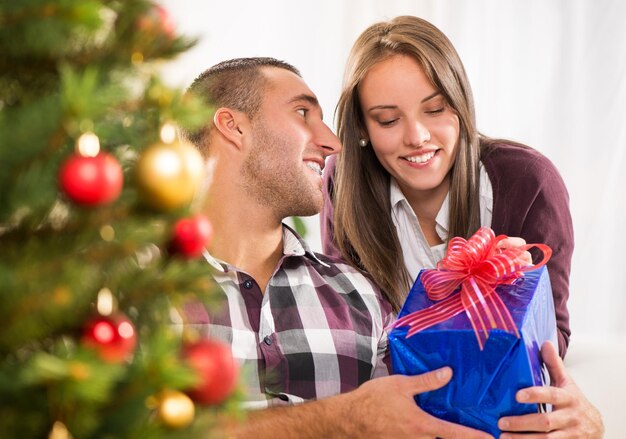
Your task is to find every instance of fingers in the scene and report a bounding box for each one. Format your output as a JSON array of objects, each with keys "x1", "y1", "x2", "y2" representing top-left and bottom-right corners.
[
  {"x1": 499, "y1": 431, "x2": 572, "y2": 439},
  {"x1": 498, "y1": 409, "x2": 574, "y2": 434},
  {"x1": 519, "y1": 250, "x2": 533, "y2": 265},
  {"x1": 497, "y1": 237, "x2": 526, "y2": 248},
  {"x1": 513, "y1": 384, "x2": 573, "y2": 407},
  {"x1": 401, "y1": 369, "x2": 493, "y2": 438},
  {"x1": 541, "y1": 341, "x2": 568, "y2": 386},
  {"x1": 400, "y1": 367, "x2": 453, "y2": 395},
  {"x1": 500, "y1": 395, "x2": 605, "y2": 439},
  {"x1": 512, "y1": 342, "x2": 573, "y2": 407},
  {"x1": 496, "y1": 237, "x2": 532, "y2": 265},
  {"x1": 500, "y1": 341, "x2": 604, "y2": 439}
]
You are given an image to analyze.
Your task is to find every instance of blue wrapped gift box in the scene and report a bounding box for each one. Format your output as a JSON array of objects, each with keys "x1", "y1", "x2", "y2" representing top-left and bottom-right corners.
[{"x1": 388, "y1": 265, "x2": 557, "y2": 437}]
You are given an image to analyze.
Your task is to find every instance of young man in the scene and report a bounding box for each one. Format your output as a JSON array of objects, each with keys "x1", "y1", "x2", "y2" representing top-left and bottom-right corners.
[{"x1": 181, "y1": 58, "x2": 602, "y2": 438}]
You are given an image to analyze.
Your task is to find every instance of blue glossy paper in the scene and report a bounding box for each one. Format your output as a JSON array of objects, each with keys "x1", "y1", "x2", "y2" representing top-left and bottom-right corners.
[{"x1": 388, "y1": 266, "x2": 557, "y2": 437}]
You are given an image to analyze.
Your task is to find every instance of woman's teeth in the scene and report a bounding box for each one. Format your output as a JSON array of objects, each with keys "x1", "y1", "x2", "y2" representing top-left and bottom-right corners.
[{"x1": 405, "y1": 150, "x2": 436, "y2": 163}]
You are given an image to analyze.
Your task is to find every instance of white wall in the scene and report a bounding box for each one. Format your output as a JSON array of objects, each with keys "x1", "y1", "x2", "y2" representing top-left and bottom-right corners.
[{"x1": 160, "y1": 2, "x2": 626, "y2": 433}]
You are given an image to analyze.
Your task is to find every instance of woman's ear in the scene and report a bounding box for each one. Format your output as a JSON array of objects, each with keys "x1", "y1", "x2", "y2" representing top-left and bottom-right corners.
[{"x1": 212, "y1": 107, "x2": 248, "y2": 149}]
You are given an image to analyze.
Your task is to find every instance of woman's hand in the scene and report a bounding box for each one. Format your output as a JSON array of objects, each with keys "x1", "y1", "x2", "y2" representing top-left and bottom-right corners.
[{"x1": 496, "y1": 236, "x2": 533, "y2": 265}]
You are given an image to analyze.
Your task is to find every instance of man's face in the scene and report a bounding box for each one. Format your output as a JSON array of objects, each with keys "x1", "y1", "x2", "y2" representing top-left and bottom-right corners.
[{"x1": 241, "y1": 67, "x2": 341, "y2": 219}]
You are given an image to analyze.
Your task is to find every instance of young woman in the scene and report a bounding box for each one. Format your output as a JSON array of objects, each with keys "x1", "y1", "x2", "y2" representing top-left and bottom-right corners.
[{"x1": 321, "y1": 15, "x2": 573, "y2": 358}]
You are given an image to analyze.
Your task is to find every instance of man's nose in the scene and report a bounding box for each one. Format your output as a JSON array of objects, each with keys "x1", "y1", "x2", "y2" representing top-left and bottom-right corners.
[{"x1": 314, "y1": 121, "x2": 342, "y2": 156}]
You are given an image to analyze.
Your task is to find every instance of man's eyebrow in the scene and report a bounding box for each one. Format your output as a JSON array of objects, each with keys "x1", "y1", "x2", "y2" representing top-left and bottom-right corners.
[
  {"x1": 367, "y1": 91, "x2": 442, "y2": 111},
  {"x1": 289, "y1": 93, "x2": 323, "y2": 118},
  {"x1": 289, "y1": 93, "x2": 319, "y2": 106}
]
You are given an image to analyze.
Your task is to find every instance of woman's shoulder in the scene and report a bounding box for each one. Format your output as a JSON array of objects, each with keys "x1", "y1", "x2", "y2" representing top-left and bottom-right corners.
[
  {"x1": 480, "y1": 139, "x2": 562, "y2": 184},
  {"x1": 481, "y1": 139, "x2": 550, "y2": 166}
]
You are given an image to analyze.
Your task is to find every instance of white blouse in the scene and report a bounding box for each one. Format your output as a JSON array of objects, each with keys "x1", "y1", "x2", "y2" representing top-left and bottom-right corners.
[{"x1": 389, "y1": 164, "x2": 494, "y2": 283}]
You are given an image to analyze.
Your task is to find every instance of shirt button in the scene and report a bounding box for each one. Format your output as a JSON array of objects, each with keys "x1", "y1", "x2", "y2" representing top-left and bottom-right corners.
[
  {"x1": 263, "y1": 336, "x2": 272, "y2": 346},
  {"x1": 243, "y1": 279, "x2": 253, "y2": 289}
]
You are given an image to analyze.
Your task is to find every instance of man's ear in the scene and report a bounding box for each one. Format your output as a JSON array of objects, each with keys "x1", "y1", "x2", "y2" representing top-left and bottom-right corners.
[{"x1": 212, "y1": 107, "x2": 247, "y2": 149}]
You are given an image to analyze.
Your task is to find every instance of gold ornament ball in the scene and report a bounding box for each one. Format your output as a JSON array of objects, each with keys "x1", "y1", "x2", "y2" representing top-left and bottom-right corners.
[
  {"x1": 157, "y1": 389, "x2": 195, "y2": 429},
  {"x1": 48, "y1": 421, "x2": 72, "y2": 439},
  {"x1": 135, "y1": 140, "x2": 204, "y2": 211}
]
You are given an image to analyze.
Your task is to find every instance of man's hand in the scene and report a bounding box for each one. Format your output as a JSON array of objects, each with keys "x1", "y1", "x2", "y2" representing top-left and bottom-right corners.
[
  {"x1": 347, "y1": 367, "x2": 494, "y2": 439},
  {"x1": 225, "y1": 367, "x2": 493, "y2": 439},
  {"x1": 498, "y1": 341, "x2": 604, "y2": 438}
]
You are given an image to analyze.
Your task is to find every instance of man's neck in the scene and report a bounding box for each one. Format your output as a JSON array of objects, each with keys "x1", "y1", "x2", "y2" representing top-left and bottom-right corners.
[{"x1": 205, "y1": 198, "x2": 284, "y2": 294}]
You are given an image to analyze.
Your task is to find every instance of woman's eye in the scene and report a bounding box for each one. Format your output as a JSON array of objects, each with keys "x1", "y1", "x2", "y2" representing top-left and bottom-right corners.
[
  {"x1": 378, "y1": 119, "x2": 398, "y2": 127},
  {"x1": 426, "y1": 108, "x2": 445, "y2": 114}
]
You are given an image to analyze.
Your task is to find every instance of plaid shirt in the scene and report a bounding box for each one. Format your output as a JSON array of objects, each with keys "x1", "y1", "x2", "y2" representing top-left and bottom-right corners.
[{"x1": 179, "y1": 225, "x2": 392, "y2": 409}]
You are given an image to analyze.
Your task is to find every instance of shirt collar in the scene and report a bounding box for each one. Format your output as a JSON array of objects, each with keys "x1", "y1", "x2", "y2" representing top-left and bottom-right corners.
[
  {"x1": 202, "y1": 248, "x2": 227, "y2": 272},
  {"x1": 281, "y1": 223, "x2": 330, "y2": 267},
  {"x1": 389, "y1": 177, "x2": 407, "y2": 208},
  {"x1": 389, "y1": 177, "x2": 450, "y2": 241},
  {"x1": 202, "y1": 223, "x2": 329, "y2": 272}
]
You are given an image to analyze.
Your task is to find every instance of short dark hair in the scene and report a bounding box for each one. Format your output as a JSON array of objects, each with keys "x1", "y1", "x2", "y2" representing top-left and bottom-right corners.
[{"x1": 182, "y1": 57, "x2": 301, "y2": 149}]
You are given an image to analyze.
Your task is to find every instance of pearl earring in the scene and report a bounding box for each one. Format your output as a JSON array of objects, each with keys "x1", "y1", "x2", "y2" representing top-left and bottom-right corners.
[{"x1": 358, "y1": 139, "x2": 368, "y2": 147}]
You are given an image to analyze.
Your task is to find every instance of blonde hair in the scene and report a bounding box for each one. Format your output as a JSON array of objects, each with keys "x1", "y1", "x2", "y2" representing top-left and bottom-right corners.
[{"x1": 333, "y1": 16, "x2": 481, "y2": 311}]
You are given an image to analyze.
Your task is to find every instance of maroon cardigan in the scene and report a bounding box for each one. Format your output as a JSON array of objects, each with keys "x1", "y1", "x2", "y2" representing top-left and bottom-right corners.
[{"x1": 321, "y1": 142, "x2": 573, "y2": 357}]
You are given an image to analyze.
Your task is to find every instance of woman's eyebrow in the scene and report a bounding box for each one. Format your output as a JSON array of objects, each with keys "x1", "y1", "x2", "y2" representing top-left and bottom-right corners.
[
  {"x1": 367, "y1": 91, "x2": 443, "y2": 112},
  {"x1": 367, "y1": 104, "x2": 397, "y2": 111},
  {"x1": 421, "y1": 91, "x2": 441, "y2": 103}
]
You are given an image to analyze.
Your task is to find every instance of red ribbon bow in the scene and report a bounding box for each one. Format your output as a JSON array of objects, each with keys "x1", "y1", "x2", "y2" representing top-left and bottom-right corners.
[{"x1": 392, "y1": 227, "x2": 551, "y2": 350}]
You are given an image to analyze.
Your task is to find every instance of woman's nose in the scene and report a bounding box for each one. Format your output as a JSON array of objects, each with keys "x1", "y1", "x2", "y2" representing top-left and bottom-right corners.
[{"x1": 404, "y1": 120, "x2": 431, "y2": 147}]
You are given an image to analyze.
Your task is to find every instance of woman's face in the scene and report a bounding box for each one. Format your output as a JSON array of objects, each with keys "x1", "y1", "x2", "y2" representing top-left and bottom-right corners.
[{"x1": 358, "y1": 54, "x2": 460, "y2": 201}]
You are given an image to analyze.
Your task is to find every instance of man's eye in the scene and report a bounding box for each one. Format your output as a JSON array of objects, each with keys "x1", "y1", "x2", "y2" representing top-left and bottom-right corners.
[{"x1": 297, "y1": 108, "x2": 308, "y2": 117}]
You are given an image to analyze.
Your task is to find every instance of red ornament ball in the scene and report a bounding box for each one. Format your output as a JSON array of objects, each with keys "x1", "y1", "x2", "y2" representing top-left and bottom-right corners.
[
  {"x1": 136, "y1": 4, "x2": 175, "y2": 38},
  {"x1": 82, "y1": 313, "x2": 137, "y2": 363},
  {"x1": 182, "y1": 339, "x2": 238, "y2": 405},
  {"x1": 171, "y1": 215, "x2": 213, "y2": 258},
  {"x1": 59, "y1": 152, "x2": 123, "y2": 206}
]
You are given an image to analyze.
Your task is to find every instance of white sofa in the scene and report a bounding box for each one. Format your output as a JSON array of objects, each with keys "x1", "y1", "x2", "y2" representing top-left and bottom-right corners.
[{"x1": 565, "y1": 337, "x2": 626, "y2": 438}]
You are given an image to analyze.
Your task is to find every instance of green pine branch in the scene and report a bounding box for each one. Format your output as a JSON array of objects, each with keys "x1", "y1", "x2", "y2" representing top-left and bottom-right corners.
[{"x1": 0, "y1": 1, "x2": 237, "y2": 437}]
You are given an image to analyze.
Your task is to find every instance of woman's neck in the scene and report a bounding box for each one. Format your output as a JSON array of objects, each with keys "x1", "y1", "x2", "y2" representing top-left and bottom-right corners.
[{"x1": 401, "y1": 178, "x2": 450, "y2": 246}]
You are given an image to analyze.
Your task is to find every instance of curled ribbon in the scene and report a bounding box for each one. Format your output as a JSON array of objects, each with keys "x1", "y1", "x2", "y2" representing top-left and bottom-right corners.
[{"x1": 391, "y1": 227, "x2": 552, "y2": 350}]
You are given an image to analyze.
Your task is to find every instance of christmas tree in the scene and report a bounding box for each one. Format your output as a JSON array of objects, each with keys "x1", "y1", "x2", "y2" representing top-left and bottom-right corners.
[{"x1": 0, "y1": 1, "x2": 240, "y2": 437}]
